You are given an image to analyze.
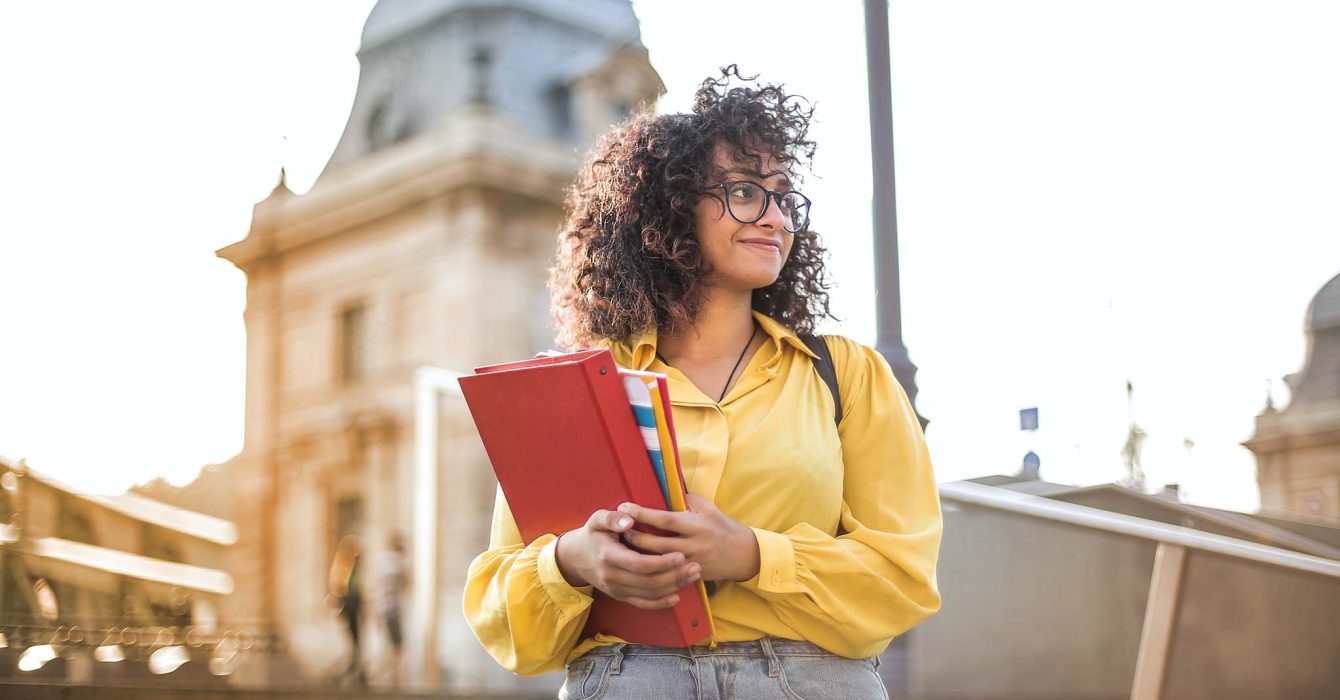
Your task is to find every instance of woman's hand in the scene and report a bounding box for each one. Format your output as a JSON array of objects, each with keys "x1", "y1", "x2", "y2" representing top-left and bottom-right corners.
[
  {"x1": 619, "y1": 495, "x2": 761, "y2": 584},
  {"x1": 554, "y1": 508, "x2": 702, "y2": 610}
]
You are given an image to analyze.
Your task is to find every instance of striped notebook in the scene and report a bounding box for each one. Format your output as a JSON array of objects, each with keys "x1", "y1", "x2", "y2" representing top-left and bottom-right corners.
[{"x1": 620, "y1": 370, "x2": 671, "y2": 506}]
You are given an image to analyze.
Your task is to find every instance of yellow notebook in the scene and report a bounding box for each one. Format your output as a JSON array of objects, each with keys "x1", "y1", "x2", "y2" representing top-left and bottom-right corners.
[{"x1": 641, "y1": 375, "x2": 717, "y2": 642}]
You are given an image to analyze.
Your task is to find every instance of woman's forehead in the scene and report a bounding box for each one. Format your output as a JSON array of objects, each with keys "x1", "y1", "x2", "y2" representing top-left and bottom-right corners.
[{"x1": 710, "y1": 144, "x2": 791, "y2": 185}]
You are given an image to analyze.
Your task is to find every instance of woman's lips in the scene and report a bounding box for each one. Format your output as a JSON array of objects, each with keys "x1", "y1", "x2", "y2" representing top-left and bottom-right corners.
[{"x1": 740, "y1": 238, "x2": 781, "y2": 253}]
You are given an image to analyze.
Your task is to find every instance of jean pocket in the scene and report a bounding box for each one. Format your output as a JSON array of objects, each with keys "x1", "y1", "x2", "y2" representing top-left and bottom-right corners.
[
  {"x1": 560, "y1": 656, "x2": 611, "y2": 700},
  {"x1": 778, "y1": 656, "x2": 887, "y2": 700}
]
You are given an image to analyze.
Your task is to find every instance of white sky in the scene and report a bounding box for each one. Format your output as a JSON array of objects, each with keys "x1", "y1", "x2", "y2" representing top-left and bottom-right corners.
[{"x1": 2, "y1": 1, "x2": 1337, "y2": 513}]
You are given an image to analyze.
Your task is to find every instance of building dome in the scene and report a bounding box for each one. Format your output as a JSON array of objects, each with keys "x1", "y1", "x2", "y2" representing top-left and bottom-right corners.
[
  {"x1": 359, "y1": 0, "x2": 641, "y2": 52},
  {"x1": 317, "y1": 0, "x2": 656, "y2": 182},
  {"x1": 1305, "y1": 270, "x2": 1340, "y2": 332}
]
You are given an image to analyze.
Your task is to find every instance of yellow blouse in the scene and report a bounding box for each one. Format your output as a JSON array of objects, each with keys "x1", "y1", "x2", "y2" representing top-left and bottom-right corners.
[{"x1": 463, "y1": 312, "x2": 942, "y2": 675}]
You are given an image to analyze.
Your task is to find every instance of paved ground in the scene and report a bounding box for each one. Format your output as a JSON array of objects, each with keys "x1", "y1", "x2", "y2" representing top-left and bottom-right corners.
[{"x1": 0, "y1": 683, "x2": 552, "y2": 700}]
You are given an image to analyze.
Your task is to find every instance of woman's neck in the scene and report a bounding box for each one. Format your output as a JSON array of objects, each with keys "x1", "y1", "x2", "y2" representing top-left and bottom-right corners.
[{"x1": 658, "y1": 287, "x2": 756, "y2": 362}]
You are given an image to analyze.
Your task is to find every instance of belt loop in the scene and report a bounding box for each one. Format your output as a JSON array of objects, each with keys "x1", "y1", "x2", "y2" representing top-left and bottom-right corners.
[
  {"x1": 609, "y1": 644, "x2": 625, "y2": 675},
  {"x1": 760, "y1": 638, "x2": 780, "y2": 678}
]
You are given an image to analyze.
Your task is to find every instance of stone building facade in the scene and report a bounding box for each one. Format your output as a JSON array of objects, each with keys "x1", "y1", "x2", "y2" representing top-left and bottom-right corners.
[
  {"x1": 1246, "y1": 271, "x2": 1340, "y2": 520},
  {"x1": 215, "y1": 0, "x2": 661, "y2": 692}
]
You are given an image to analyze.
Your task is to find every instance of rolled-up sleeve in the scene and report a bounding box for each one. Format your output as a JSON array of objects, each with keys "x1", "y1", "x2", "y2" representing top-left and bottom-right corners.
[
  {"x1": 463, "y1": 488, "x2": 595, "y2": 674},
  {"x1": 736, "y1": 338, "x2": 942, "y2": 658}
]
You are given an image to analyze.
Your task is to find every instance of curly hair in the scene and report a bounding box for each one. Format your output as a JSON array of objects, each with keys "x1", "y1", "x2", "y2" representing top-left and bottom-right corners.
[{"x1": 549, "y1": 66, "x2": 833, "y2": 349}]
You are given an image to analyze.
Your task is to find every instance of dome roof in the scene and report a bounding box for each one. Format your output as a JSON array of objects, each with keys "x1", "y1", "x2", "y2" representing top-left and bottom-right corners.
[
  {"x1": 316, "y1": 0, "x2": 658, "y2": 182},
  {"x1": 360, "y1": 0, "x2": 641, "y2": 51},
  {"x1": 1306, "y1": 271, "x2": 1340, "y2": 332}
]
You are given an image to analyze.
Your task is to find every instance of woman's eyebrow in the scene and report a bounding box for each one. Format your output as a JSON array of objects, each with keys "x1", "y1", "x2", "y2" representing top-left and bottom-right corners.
[{"x1": 725, "y1": 168, "x2": 793, "y2": 189}]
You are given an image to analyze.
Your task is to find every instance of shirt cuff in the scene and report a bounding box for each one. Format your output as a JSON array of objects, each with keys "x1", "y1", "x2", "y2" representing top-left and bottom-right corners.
[
  {"x1": 537, "y1": 536, "x2": 595, "y2": 614},
  {"x1": 740, "y1": 527, "x2": 800, "y2": 594}
]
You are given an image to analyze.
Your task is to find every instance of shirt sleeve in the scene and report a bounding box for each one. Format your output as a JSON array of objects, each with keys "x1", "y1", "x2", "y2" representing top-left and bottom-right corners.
[
  {"x1": 735, "y1": 337, "x2": 943, "y2": 658},
  {"x1": 462, "y1": 487, "x2": 596, "y2": 675}
]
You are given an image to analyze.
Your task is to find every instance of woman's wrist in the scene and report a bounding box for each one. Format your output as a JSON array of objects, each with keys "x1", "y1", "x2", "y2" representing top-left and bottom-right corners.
[
  {"x1": 554, "y1": 531, "x2": 590, "y2": 587},
  {"x1": 729, "y1": 524, "x2": 761, "y2": 582}
]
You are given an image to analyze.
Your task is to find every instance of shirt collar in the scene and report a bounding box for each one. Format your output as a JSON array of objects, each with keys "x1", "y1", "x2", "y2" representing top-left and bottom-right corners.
[{"x1": 606, "y1": 311, "x2": 819, "y2": 370}]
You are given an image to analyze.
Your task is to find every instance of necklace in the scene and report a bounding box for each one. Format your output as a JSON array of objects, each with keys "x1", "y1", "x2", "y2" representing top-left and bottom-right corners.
[
  {"x1": 719, "y1": 322, "x2": 758, "y2": 402},
  {"x1": 655, "y1": 322, "x2": 759, "y2": 403}
]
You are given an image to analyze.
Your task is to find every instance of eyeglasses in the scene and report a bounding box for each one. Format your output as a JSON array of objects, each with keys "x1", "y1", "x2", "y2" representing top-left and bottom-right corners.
[{"x1": 705, "y1": 181, "x2": 811, "y2": 233}]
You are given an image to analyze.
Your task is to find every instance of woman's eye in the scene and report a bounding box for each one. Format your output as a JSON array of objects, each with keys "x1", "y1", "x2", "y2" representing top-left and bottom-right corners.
[{"x1": 728, "y1": 185, "x2": 757, "y2": 200}]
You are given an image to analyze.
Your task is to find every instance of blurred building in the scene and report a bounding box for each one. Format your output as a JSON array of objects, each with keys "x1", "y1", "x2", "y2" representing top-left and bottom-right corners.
[
  {"x1": 895, "y1": 475, "x2": 1340, "y2": 699},
  {"x1": 212, "y1": 0, "x2": 661, "y2": 692},
  {"x1": 0, "y1": 455, "x2": 242, "y2": 685},
  {"x1": 1246, "y1": 270, "x2": 1340, "y2": 520}
]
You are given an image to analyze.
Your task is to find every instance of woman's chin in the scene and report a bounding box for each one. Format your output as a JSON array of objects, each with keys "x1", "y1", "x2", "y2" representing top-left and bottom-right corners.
[{"x1": 704, "y1": 267, "x2": 784, "y2": 292}]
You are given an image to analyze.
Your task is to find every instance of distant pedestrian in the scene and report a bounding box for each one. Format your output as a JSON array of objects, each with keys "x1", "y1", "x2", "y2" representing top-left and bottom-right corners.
[
  {"x1": 374, "y1": 532, "x2": 409, "y2": 686},
  {"x1": 328, "y1": 535, "x2": 365, "y2": 686}
]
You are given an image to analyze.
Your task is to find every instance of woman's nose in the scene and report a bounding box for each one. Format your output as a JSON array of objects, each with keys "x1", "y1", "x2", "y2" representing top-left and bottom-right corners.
[{"x1": 755, "y1": 193, "x2": 784, "y2": 230}]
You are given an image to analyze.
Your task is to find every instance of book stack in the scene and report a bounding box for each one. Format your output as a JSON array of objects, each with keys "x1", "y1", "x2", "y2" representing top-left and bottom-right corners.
[{"x1": 459, "y1": 349, "x2": 714, "y2": 647}]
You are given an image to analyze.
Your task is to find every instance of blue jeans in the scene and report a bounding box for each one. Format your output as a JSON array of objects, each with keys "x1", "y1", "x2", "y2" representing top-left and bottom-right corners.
[{"x1": 559, "y1": 639, "x2": 888, "y2": 700}]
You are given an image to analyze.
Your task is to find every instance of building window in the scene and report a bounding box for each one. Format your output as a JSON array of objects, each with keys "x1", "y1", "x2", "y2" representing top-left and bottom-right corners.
[
  {"x1": 547, "y1": 83, "x2": 573, "y2": 139},
  {"x1": 57, "y1": 495, "x2": 96, "y2": 545},
  {"x1": 141, "y1": 523, "x2": 183, "y2": 563},
  {"x1": 339, "y1": 304, "x2": 370, "y2": 383}
]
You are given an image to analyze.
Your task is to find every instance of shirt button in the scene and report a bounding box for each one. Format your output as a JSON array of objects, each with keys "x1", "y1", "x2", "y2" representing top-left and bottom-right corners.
[{"x1": 770, "y1": 575, "x2": 781, "y2": 585}]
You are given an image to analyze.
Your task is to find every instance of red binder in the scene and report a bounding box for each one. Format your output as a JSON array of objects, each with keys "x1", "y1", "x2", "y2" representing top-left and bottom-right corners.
[{"x1": 458, "y1": 348, "x2": 712, "y2": 647}]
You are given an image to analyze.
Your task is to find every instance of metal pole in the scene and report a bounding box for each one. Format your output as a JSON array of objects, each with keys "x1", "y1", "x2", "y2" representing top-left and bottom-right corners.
[{"x1": 864, "y1": 0, "x2": 926, "y2": 428}]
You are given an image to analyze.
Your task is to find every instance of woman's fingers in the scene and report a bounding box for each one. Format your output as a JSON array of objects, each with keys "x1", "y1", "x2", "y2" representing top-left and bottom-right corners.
[
  {"x1": 600, "y1": 543, "x2": 682, "y2": 576},
  {"x1": 623, "y1": 529, "x2": 688, "y2": 556},
  {"x1": 608, "y1": 555, "x2": 696, "y2": 581},
  {"x1": 606, "y1": 560, "x2": 699, "y2": 590},
  {"x1": 617, "y1": 502, "x2": 694, "y2": 534},
  {"x1": 596, "y1": 548, "x2": 699, "y2": 599},
  {"x1": 586, "y1": 509, "x2": 635, "y2": 534},
  {"x1": 619, "y1": 592, "x2": 681, "y2": 610}
]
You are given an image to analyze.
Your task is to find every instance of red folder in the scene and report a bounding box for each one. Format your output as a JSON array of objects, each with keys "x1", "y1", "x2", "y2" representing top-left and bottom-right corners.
[{"x1": 458, "y1": 348, "x2": 712, "y2": 647}]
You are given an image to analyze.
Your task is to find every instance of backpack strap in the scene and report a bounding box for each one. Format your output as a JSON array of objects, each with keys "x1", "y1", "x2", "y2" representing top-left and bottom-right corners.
[{"x1": 801, "y1": 335, "x2": 842, "y2": 427}]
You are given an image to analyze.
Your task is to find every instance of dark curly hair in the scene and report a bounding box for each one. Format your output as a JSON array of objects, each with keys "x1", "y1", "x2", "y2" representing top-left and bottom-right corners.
[{"x1": 549, "y1": 66, "x2": 833, "y2": 349}]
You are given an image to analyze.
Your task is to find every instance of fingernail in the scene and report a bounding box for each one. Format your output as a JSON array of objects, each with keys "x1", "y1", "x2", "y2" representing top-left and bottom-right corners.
[
  {"x1": 618, "y1": 517, "x2": 632, "y2": 528},
  {"x1": 618, "y1": 503, "x2": 632, "y2": 514},
  {"x1": 668, "y1": 595, "x2": 679, "y2": 605},
  {"x1": 689, "y1": 571, "x2": 700, "y2": 582}
]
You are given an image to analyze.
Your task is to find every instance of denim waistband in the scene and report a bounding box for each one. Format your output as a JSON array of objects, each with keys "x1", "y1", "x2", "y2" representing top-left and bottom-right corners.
[{"x1": 582, "y1": 639, "x2": 838, "y2": 659}]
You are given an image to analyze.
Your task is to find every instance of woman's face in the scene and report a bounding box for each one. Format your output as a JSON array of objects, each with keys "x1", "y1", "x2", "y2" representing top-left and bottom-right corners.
[{"x1": 693, "y1": 145, "x2": 796, "y2": 291}]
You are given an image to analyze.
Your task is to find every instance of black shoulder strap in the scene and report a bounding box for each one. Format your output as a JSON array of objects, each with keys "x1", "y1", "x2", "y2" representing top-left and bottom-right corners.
[{"x1": 801, "y1": 335, "x2": 842, "y2": 426}]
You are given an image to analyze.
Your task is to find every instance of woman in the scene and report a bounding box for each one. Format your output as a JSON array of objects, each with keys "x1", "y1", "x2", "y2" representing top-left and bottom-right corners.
[{"x1": 464, "y1": 67, "x2": 941, "y2": 699}]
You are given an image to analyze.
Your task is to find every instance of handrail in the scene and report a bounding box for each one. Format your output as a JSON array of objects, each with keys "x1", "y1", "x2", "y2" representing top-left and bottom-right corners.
[{"x1": 940, "y1": 481, "x2": 1340, "y2": 579}]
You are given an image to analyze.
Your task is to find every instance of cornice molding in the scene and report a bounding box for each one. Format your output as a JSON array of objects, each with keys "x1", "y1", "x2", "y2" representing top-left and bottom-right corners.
[{"x1": 218, "y1": 110, "x2": 577, "y2": 273}]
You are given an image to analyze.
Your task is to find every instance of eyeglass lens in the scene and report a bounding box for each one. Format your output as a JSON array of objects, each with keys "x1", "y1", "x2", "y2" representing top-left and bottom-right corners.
[{"x1": 723, "y1": 182, "x2": 809, "y2": 233}]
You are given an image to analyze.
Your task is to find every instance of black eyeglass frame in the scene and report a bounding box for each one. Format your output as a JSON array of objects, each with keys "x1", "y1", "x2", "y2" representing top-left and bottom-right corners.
[{"x1": 704, "y1": 181, "x2": 812, "y2": 234}]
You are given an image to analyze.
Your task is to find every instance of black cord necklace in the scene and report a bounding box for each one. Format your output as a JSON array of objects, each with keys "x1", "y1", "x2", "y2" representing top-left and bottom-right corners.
[
  {"x1": 656, "y1": 322, "x2": 759, "y2": 403},
  {"x1": 719, "y1": 323, "x2": 758, "y2": 402}
]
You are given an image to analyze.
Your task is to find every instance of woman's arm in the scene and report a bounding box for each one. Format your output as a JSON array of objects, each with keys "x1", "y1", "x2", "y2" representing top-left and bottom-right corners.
[
  {"x1": 462, "y1": 489, "x2": 594, "y2": 675},
  {"x1": 463, "y1": 488, "x2": 702, "y2": 674},
  {"x1": 739, "y1": 338, "x2": 942, "y2": 657}
]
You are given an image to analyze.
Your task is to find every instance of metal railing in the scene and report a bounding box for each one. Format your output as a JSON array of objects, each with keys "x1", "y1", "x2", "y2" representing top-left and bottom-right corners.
[
  {"x1": 939, "y1": 481, "x2": 1340, "y2": 579},
  {"x1": 939, "y1": 480, "x2": 1340, "y2": 700}
]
